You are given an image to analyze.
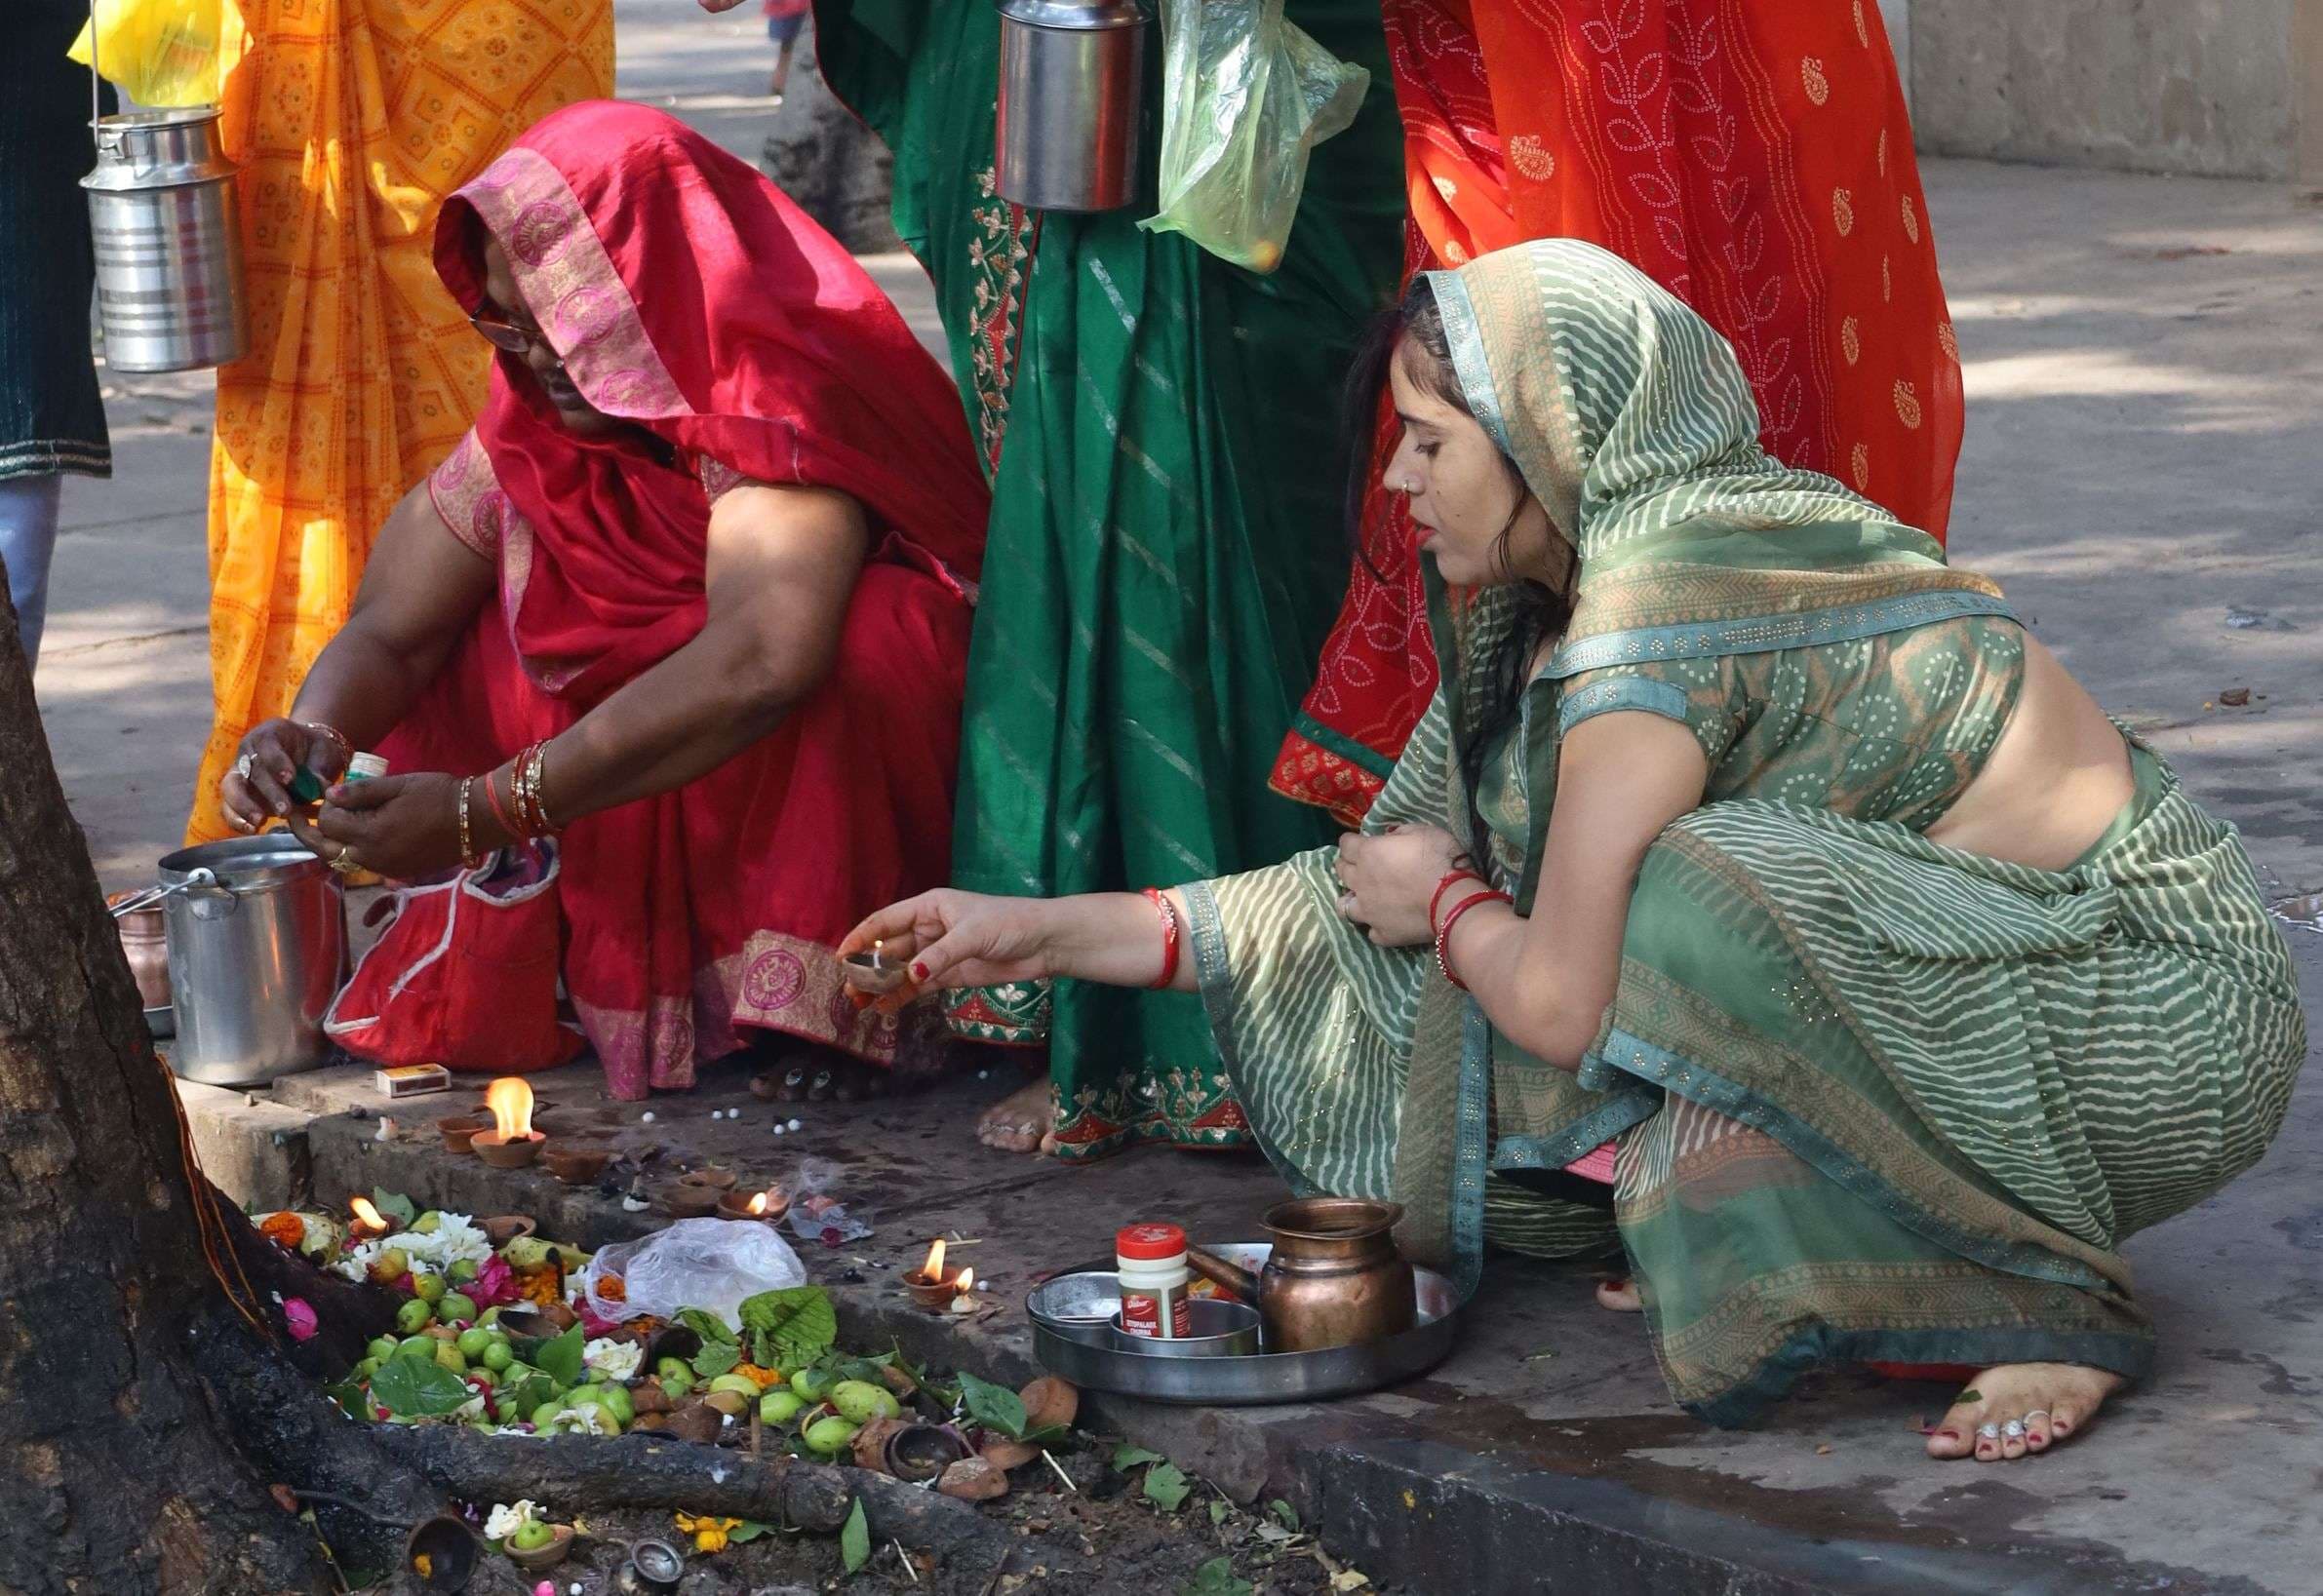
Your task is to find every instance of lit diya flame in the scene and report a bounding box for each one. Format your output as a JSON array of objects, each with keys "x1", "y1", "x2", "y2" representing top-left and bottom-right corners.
[
  {"x1": 484, "y1": 1076, "x2": 538, "y2": 1142},
  {"x1": 349, "y1": 1195, "x2": 388, "y2": 1236},
  {"x1": 949, "y1": 1266, "x2": 976, "y2": 1312},
  {"x1": 746, "y1": 1189, "x2": 771, "y2": 1217},
  {"x1": 920, "y1": 1237, "x2": 946, "y2": 1283}
]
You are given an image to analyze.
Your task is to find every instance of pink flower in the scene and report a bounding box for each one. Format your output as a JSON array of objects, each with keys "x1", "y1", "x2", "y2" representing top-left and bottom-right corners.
[
  {"x1": 533, "y1": 1582, "x2": 556, "y2": 1596},
  {"x1": 577, "y1": 1302, "x2": 624, "y2": 1339},
  {"x1": 283, "y1": 1299, "x2": 319, "y2": 1342},
  {"x1": 469, "y1": 1255, "x2": 521, "y2": 1309}
]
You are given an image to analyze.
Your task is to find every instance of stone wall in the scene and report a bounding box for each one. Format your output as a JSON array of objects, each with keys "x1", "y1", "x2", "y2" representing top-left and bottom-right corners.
[{"x1": 1898, "y1": 0, "x2": 2323, "y2": 181}]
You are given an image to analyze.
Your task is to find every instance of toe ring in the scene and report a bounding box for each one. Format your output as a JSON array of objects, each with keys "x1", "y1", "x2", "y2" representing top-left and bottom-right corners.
[
  {"x1": 2021, "y1": 1409, "x2": 2051, "y2": 1424},
  {"x1": 2000, "y1": 1419, "x2": 2026, "y2": 1440},
  {"x1": 1976, "y1": 1421, "x2": 2001, "y2": 1440}
]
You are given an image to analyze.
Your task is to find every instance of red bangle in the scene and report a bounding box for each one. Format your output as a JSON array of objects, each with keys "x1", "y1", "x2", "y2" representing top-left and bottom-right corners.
[
  {"x1": 482, "y1": 764, "x2": 518, "y2": 841},
  {"x1": 1435, "y1": 888, "x2": 1512, "y2": 993},
  {"x1": 1429, "y1": 866, "x2": 1486, "y2": 932},
  {"x1": 1141, "y1": 887, "x2": 1182, "y2": 990}
]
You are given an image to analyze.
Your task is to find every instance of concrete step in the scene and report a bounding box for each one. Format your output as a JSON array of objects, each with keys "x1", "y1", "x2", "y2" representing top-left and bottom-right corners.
[{"x1": 174, "y1": 1079, "x2": 316, "y2": 1212}]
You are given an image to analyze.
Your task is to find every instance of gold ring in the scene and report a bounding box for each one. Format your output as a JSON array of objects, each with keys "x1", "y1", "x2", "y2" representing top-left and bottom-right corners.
[{"x1": 328, "y1": 849, "x2": 362, "y2": 876}]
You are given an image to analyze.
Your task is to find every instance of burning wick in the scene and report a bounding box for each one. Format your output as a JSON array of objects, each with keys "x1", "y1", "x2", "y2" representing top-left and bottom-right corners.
[
  {"x1": 949, "y1": 1267, "x2": 976, "y2": 1313},
  {"x1": 920, "y1": 1237, "x2": 946, "y2": 1284},
  {"x1": 476, "y1": 1077, "x2": 541, "y2": 1146},
  {"x1": 349, "y1": 1195, "x2": 389, "y2": 1238},
  {"x1": 747, "y1": 1189, "x2": 772, "y2": 1216}
]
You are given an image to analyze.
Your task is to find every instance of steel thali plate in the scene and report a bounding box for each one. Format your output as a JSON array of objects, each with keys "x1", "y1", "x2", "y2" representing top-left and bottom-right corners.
[{"x1": 1027, "y1": 1243, "x2": 1462, "y2": 1406}]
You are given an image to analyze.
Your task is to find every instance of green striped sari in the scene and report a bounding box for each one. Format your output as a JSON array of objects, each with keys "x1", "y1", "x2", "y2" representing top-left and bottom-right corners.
[
  {"x1": 1184, "y1": 242, "x2": 2307, "y2": 1422},
  {"x1": 817, "y1": 0, "x2": 1404, "y2": 1156}
]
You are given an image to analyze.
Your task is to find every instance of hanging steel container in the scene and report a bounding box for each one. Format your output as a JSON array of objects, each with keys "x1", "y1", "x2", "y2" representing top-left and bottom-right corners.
[
  {"x1": 995, "y1": 0, "x2": 1150, "y2": 213},
  {"x1": 82, "y1": 107, "x2": 249, "y2": 373}
]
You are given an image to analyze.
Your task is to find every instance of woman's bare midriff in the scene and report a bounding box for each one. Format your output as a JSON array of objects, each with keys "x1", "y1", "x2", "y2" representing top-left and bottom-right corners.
[{"x1": 1922, "y1": 629, "x2": 2135, "y2": 873}]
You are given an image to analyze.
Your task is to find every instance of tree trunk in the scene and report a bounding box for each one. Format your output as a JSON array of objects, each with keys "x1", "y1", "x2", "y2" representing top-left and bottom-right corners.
[{"x1": 0, "y1": 600, "x2": 424, "y2": 1592}]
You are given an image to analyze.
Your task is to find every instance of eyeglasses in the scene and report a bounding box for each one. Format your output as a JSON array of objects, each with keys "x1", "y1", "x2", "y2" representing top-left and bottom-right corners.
[{"x1": 469, "y1": 310, "x2": 550, "y2": 358}]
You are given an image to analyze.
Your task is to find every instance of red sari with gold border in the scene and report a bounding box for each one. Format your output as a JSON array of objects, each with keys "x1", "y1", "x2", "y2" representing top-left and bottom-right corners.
[
  {"x1": 1275, "y1": 0, "x2": 1964, "y2": 824},
  {"x1": 383, "y1": 102, "x2": 990, "y2": 1099}
]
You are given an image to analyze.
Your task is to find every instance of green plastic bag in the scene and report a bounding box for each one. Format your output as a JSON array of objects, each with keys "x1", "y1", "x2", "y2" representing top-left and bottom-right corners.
[
  {"x1": 1138, "y1": 0, "x2": 1369, "y2": 274},
  {"x1": 68, "y1": 0, "x2": 236, "y2": 108}
]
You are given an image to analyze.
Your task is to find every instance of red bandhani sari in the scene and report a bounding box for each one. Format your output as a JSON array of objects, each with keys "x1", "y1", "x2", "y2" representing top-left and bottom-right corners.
[
  {"x1": 383, "y1": 101, "x2": 990, "y2": 1099},
  {"x1": 1275, "y1": 0, "x2": 1965, "y2": 824}
]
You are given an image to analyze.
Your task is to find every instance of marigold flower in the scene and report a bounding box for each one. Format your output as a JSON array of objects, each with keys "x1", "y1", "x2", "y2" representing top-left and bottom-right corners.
[{"x1": 258, "y1": 1211, "x2": 305, "y2": 1250}]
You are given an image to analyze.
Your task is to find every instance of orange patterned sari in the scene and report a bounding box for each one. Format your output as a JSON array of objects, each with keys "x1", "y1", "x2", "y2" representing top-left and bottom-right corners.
[
  {"x1": 1275, "y1": 0, "x2": 1963, "y2": 824},
  {"x1": 186, "y1": 0, "x2": 612, "y2": 842}
]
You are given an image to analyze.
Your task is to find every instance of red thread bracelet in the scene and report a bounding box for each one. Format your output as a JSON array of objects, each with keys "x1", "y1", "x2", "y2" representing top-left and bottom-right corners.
[
  {"x1": 1436, "y1": 887, "x2": 1512, "y2": 992},
  {"x1": 1141, "y1": 887, "x2": 1182, "y2": 990},
  {"x1": 482, "y1": 764, "x2": 518, "y2": 842},
  {"x1": 1430, "y1": 866, "x2": 1486, "y2": 931}
]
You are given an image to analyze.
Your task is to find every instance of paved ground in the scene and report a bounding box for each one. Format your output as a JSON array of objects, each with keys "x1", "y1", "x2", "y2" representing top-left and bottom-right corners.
[{"x1": 29, "y1": 7, "x2": 2323, "y2": 1592}]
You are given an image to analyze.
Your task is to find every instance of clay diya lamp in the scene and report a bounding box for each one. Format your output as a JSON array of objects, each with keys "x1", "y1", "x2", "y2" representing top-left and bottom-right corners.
[
  {"x1": 841, "y1": 940, "x2": 910, "y2": 996},
  {"x1": 644, "y1": 1322, "x2": 703, "y2": 1370},
  {"x1": 470, "y1": 1076, "x2": 547, "y2": 1169},
  {"x1": 435, "y1": 1114, "x2": 487, "y2": 1155},
  {"x1": 902, "y1": 1237, "x2": 969, "y2": 1310},
  {"x1": 404, "y1": 1513, "x2": 480, "y2": 1592},
  {"x1": 658, "y1": 1182, "x2": 723, "y2": 1221},
  {"x1": 542, "y1": 1140, "x2": 611, "y2": 1186},
  {"x1": 884, "y1": 1422, "x2": 974, "y2": 1484},
  {"x1": 676, "y1": 1166, "x2": 737, "y2": 1193},
  {"x1": 717, "y1": 1186, "x2": 790, "y2": 1224},
  {"x1": 502, "y1": 1523, "x2": 574, "y2": 1574},
  {"x1": 480, "y1": 1214, "x2": 535, "y2": 1247},
  {"x1": 623, "y1": 1538, "x2": 688, "y2": 1593}
]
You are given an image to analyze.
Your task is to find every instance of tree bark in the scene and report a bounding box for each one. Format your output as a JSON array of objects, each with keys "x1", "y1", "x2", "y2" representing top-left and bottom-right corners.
[{"x1": 0, "y1": 603, "x2": 424, "y2": 1592}]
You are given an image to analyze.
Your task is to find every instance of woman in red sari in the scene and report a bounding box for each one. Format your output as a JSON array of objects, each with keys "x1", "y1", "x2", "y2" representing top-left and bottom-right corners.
[{"x1": 216, "y1": 100, "x2": 989, "y2": 1100}]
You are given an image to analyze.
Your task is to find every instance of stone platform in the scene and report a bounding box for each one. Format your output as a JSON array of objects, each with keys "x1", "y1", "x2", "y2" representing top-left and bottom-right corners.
[{"x1": 176, "y1": 1022, "x2": 2323, "y2": 1596}]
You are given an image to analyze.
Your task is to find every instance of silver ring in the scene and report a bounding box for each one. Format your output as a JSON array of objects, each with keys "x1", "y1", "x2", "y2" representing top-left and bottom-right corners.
[
  {"x1": 234, "y1": 752, "x2": 256, "y2": 781},
  {"x1": 2021, "y1": 1410, "x2": 2050, "y2": 1424},
  {"x1": 2001, "y1": 1419, "x2": 2026, "y2": 1440},
  {"x1": 1976, "y1": 1421, "x2": 2001, "y2": 1440}
]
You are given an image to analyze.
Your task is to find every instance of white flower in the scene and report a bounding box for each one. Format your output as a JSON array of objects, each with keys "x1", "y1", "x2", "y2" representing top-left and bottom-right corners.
[
  {"x1": 484, "y1": 1500, "x2": 538, "y2": 1541},
  {"x1": 581, "y1": 1338, "x2": 642, "y2": 1382},
  {"x1": 333, "y1": 1212, "x2": 493, "y2": 1282}
]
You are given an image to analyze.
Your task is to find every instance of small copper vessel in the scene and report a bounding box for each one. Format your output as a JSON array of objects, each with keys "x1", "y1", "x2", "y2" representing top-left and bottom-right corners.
[
  {"x1": 436, "y1": 1114, "x2": 487, "y2": 1154},
  {"x1": 1186, "y1": 1197, "x2": 1415, "y2": 1353},
  {"x1": 471, "y1": 1130, "x2": 543, "y2": 1169}
]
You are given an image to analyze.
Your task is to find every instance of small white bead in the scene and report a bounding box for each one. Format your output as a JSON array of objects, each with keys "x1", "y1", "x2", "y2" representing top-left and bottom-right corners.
[
  {"x1": 771, "y1": 1125, "x2": 785, "y2": 1136},
  {"x1": 787, "y1": 1117, "x2": 802, "y2": 1131},
  {"x1": 641, "y1": 1110, "x2": 656, "y2": 1124}
]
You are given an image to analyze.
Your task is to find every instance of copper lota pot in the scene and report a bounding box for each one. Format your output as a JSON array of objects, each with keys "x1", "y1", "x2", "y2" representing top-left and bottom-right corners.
[{"x1": 1186, "y1": 1197, "x2": 1416, "y2": 1353}]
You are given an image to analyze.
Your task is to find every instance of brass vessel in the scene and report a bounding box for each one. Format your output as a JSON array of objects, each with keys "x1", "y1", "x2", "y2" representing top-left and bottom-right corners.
[{"x1": 1186, "y1": 1197, "x2": 1415, "y2": 1353}]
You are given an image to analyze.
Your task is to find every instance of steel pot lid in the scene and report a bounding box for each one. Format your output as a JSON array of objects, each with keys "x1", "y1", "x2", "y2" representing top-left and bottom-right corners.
[
  {"x1": 996, "y1": 0, "x2": 1147, "y2": 30},
  {"x1": 157, "y1": 834, "x2": 332, "y2": 891},
  {"x1": 82, "y1": 108, "x2": 238, "y2": 191}
]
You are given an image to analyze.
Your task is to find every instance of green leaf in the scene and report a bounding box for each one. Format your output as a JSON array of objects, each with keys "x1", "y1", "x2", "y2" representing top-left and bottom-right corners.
[
  {"x1": 840, "y1": 1499, "x2": 870, "y2": 1575},
  {"x1": 370, "y1": 1188, "x2": 417, "y2": 1227},
  {"x1": 676, "y1": 1306, "x2": 737, "y2": 1345},
  {"x1": 1207, "y1": 1499, "x2": 1230, "y2": 1528},
  {"x1": 534, "y1": 1324, "x2": 584, "y2": 1389},
  {"x1": 1266, "y1": 1499, "x2": 1300, "y2": 1534},
  {"x1": 1178, "y1": 1556, "x2": 1251, "y2": 1596},
  {"x1": 511, "y1": 1373, "x2": 556, "y2": 1418},
  {"x1": 727, "y1": 1520, "x2": 774, "y2": 1545},
  {"x1": 325, "y1": 1381, "x2": 370, "y2": 1421},
  {"x1": 737, "y1": 1286, "x2": 838, "y2": 1369},
  {"x1": 1113, "y1": 1443, "x2": 1166, "y2": 1471},
  {"x1": 1142, "y1": 1461, "x2": 1192, "y2": 1512},
  {"x1": 370, "y1": 1356, "x2": 470, "y2": 1418},
  {"x1": 957, "y1": 1369, "x2": 1029, "y2": 1441},
  {"x1": 691, "y1": 1340, "x2": 742, "y2": 1380}
]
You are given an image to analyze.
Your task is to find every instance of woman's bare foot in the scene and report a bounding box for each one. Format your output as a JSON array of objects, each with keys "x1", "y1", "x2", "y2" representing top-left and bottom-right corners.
[
  {"x1": 977, "y1": 1078, "x2": 1056, "y2": 1154},
  {"x1": 1595, "y1": 1276, "x2": 1642, "y2": 1312},
  {"x1": 1924, "y1": 1363, "x2": 2124, "y2": 1461}
]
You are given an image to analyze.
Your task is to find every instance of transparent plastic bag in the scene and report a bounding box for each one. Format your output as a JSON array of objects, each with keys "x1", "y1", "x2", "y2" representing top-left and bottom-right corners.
[
  {"x1": 583, "y1": 1216, "x2": 807, "y2": 1329},
  {"x1": 69, "y1": 0, "x2": 237, "y2": 108},
  {"x1": 1139, "y1": 0, "x2": 1369, "y2": 274},
  {"x1": 786, "y1": 1156, "x2": 876, "y2": 1247}
]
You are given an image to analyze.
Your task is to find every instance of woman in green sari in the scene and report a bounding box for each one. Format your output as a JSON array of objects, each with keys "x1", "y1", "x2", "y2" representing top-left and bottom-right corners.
[
  {"x1": 847, "y1": 240, "x2": 2307, "y2": 1460},
  {"x1": 813, "y1": 0, "x2": 1403, "y2": 1152}
]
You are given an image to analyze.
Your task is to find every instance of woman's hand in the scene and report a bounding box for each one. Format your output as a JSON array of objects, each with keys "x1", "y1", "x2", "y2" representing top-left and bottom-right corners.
[
  {"x1": 840, "y1": 890, "x2": 1061, "y2": 1001},
  {"x1": 293, "y1": 773, "x2": 468, "y2": 881},
  {"x1": 220, "y1": 720, "x2": 350, "y2": 833},
  {"x1": 1334, "y1": 824, "x2": 1471, "y2": 947}
]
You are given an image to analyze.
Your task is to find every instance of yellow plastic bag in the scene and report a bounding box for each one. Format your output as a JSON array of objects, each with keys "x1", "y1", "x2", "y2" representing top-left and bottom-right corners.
[{"x1": 68, "y1": 0, "x2": 234, "y2": 108}]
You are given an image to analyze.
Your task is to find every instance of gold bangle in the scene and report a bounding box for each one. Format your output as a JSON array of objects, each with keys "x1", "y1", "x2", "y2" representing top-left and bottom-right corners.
[{"x1": 531, "y1": 741, "x2": 559, "y2": 835}]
